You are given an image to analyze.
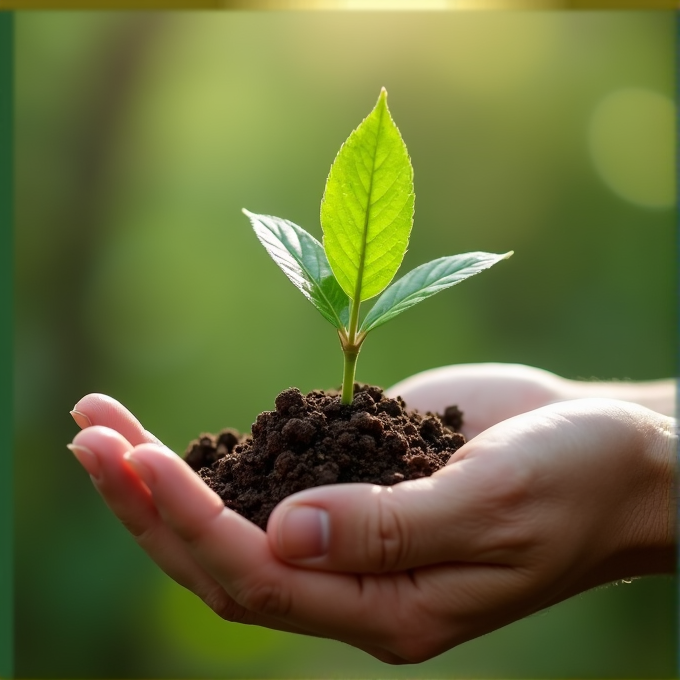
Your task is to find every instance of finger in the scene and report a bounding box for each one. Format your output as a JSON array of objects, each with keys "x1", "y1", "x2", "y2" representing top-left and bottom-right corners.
[
  {"x1": 70, "y1": 403, "x2": 397, "y2": 649},
  {"x1": 266, "y1": 430, "x2": 541, "y2": 573},
  {"x1": 69, "y1": 426, "x2": 309, "y2": 636},
  {"x1": 126, "y1": 443, "x2": 546, "y2": 663},
  {"x1": 71, "y1": 426, "x2": 229, "y2": 603},
  {"x1": 124, "y1": 443, "x2": 448, "y2": 659},
  {"x1": 71, "y1": 393, "x2": 162, "y2": 447}
]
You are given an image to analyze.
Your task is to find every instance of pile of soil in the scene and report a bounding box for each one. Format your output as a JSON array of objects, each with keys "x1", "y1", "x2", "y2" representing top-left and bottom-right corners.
[{"x1": 184, "y1": 384, "x2": 466, "y2": 530}]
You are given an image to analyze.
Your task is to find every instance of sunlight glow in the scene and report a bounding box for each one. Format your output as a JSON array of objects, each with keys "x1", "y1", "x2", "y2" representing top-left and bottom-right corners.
[{"x1": 589, "y1": 88, "x2": 676, "y2": 209}]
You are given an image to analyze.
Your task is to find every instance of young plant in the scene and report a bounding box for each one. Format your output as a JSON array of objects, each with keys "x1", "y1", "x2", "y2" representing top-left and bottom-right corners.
[{"x1": 243, "y1": 88, "x2": 513, "y2": 406}]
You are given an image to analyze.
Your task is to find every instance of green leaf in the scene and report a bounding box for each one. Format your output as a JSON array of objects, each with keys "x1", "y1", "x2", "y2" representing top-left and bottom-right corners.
[
  {"x1": 243, "y1": 209, "x2": 350, "y2": 330},
  {"x1": 321, "y1": 88, "x2": 414, "y2": 302},
  {"x1": 360, "y1": 251, "x2": 513, "y2": 333}
]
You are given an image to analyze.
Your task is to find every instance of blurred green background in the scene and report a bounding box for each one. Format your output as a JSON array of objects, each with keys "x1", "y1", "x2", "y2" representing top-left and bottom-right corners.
[{"x1": 14, "y1": 10, "x2": 676, "y2": 678}]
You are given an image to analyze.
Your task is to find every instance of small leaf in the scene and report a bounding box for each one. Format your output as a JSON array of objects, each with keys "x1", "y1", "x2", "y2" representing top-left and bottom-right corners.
[
  {"x1": 243, "y1": 209, "x2": 350, "y2": 329},
  {"x1": 321, "y1": 88, "x2": 414, "y2": 302},
  {"x1": 360, "y1": 251, "x2": 513, "y2": 333}
]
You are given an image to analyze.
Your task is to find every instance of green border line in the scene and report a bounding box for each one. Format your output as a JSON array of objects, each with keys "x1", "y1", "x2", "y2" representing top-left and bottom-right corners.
[{"x1": 0, "y1": 10, "x2": 12, "y2": 680}]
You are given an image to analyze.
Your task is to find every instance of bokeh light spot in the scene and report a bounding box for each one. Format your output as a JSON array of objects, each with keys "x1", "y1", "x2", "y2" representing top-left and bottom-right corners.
[{"x1": 588, "y1": 88, "x2": 675, "y2": 209}]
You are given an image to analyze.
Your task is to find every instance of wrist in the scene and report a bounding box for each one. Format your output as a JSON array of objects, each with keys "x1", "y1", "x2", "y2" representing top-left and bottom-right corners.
[{"x1": 604, "y1": 405, "x2": 676, "y2": 580}]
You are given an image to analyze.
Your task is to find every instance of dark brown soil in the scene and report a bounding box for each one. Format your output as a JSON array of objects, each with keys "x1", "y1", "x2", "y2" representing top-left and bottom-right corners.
[{"x1": 184, "y1": 384, "x2": 465, "y2": 530}]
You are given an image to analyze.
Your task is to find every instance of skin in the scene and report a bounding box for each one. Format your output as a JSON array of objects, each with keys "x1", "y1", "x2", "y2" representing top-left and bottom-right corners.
[{"x1": 68, "y1": 363, "x2": 676, "y2": 665}]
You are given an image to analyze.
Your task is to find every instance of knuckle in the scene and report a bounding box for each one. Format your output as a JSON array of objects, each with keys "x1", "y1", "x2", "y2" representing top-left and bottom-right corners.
[
  {"x1": 203, "y1": 587, "x2": 253, "y2": 624},
  {"x1": 369, "y1": 491, "x2": 409, "y2": 573},
  {"x1": 388, "y1": 633, "x2": 443, "y2": 664},
  {"x1": 362, "y1": 644, "x2": 410, "y2": 665},
  {"x1": 376, "y1": 652, "x2": 410, "y2": 666},
  {"x1": 381, "y1": 602, "x2": 450, "y2": 663},
  {"x1": 471, "y1": 460, "x2": 534, "y2": 524},
  {"x1": 402, "y1": 646, "x2": 437, "y2": 664},
  {"x1": 235, "y1": 578, "x2": 292, "y2": 618},
  {"x1": 481, "y1": 463, "x2": 540, "y2": 553},
  {"x1": 486, "y1": 459, "x2": 533, "y2": 508}
]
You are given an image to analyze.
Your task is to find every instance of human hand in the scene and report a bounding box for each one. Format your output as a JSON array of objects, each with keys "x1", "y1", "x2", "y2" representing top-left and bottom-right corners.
[
  {"x1": 388, "y1": 363, "x2": 569, "y2": 438},
  {"x1": 69, "y1": 391, "x2": 675, "y2": 664},
  {"x1": 389, "y1": 362, "x2": 676, "y2": 438}
]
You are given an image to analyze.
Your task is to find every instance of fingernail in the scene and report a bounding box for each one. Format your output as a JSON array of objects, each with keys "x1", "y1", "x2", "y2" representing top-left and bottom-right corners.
[
  {"x1": 67, "y1": 443, "x2": 101, "y2": 480},
  {"x1": 70, "y1": 410, "x2": 92, "y2": 429},
  {"x1": 278, "y1": 505, "x2": 329, "y2": 560},
  {"x1": 123, "y1": 452, "x2": 155, "y2": 486}
]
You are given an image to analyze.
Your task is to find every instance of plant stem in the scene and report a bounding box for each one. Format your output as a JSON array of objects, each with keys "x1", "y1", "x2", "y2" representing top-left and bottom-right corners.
[
  {"x1": 340, "y1": 298, "x2": 364, "y2": 405},
  {"x1": 341, "y1": 348, "x2": 359, "y2": 405}
]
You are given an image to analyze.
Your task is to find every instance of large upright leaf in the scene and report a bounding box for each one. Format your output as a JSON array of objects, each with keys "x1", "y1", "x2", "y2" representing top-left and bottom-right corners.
[
  {"x1": 321, "y1": 88, "x2": 414, "y2": 302},
  {"x1": 243, "y1": 209, "x2": 350, "y2": 329},
  {"x1": 360, "y1": 251, "x2": 513, "y2": 333}
]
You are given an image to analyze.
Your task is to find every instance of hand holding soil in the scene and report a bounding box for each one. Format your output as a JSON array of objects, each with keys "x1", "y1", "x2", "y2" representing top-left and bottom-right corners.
[
  {"x1": 68, "y1": 363, "x2": 676, "y2": 664},
  {"x1": 175, "y1": 90, "x2": 511, "y2": 531}
]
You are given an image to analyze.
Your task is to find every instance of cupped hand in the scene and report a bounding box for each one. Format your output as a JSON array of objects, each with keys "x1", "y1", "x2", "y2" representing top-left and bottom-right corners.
[
  {"x1": 69, "y1": 388, "x2": 675, "y2": 664},
  {"x1": 68, "y1": 396, "x2": 336, "y2": 646},
  {"x1": 387, "y1": 363, "x2": 569, "y2": 438},
  {"x1": 389, "y1": 363, "x2": 676, "y2": 437}
]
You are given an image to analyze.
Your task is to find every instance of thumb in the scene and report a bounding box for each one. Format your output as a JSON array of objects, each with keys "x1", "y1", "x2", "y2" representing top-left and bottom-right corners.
[{"x1": 266, "y1": 450, "x2": 522, "y2": 573}]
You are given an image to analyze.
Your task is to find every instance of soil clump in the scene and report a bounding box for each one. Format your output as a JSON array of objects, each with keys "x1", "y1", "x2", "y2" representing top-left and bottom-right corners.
[{"x1": 184, "y1": 384, "x2": 465, "y2": 530}]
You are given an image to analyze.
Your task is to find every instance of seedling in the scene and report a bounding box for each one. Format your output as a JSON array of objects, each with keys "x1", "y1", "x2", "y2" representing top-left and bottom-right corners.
[{"x1": 243, "y1": 88, "x2": 512, "y2": 405}]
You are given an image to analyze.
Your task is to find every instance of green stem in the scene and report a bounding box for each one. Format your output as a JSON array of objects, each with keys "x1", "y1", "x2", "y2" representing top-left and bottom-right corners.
[
  {"x1": 347, "y1": 296, "x2": 361, "y2": 345},
  {"x1": 341, "y1": 348, "x2": 359, "y2": 405},
  {"x1": 340, "y1": 297, "x2": 364, "y2": 405}
]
